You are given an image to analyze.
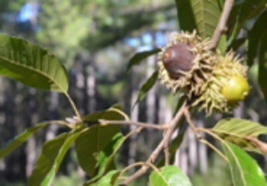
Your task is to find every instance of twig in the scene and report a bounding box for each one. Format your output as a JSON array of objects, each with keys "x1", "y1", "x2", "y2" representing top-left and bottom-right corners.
[
  {"x1": 197, "y1": 128, "x2": 229, "y2": 162},
  {"x1": 120, "y1": 101, "x2": 187, "y2": 185},
  {"x1": 184, "y1": 108, "x2": 228, "y2": 162},
  {"x1": 163, "y1": 129, "x2": 170, "y2": 165},
  {"x1": 99, "y1": 119, "x2": 167, "y2": 130},
  {"x1": 209, "y1": 0, "x2": 234, "y2": 51}
]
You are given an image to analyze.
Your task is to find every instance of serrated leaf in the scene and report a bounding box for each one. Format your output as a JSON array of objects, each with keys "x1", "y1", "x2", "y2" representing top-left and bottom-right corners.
[
  {"x1": 0, "y1": 34, "x2": 69, "y2": 92},
  {"x1": 247, "y1": 10, "x2": 267, "y2": 67},
  {"x1": 223, "y1": 142, "x2": 266, "y2": 186},
  {"x1": 126, "y1": 49, "x2": 160, "y2": 72},
  {"x1": 149, "y1": 166, "x2": 192, "y2": 186},
  {"x1": 175, "y1": 0, "x2": 223, "y2": 39},
  {"x1": 0, "y1": 123, "x2": 48, "y2": 159},
  {"x1": 134, "y1": 70, "x2": 158, "y2": 106},
  {"x1": 212, "y1": 118, "x2": 267, "y2": 154},
  {"x1": 29, "y1": 129, "x2": 83, "y2": 186},
  {"x1": 75, "y1": 105, "x2": 123, "y2": 176},
  {"x1": 89, "y1": 171, "x2": 121, "y2": 186},
  {"x1": 84, "y1": 134, "x2": 124, "y2": 185},
  {"x1": 258, "y1": 30, "x2": 267, "y2": 101}
]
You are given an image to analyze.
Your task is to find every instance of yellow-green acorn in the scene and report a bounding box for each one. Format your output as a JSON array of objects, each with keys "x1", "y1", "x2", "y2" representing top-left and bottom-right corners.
[{"x1": 158, "y1": 31, "x2": 250, "y2": 115}]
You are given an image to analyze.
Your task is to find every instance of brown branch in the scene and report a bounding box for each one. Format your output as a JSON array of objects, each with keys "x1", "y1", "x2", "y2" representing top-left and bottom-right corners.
[
  {"x1": 120, "y1": 101, "x2": 187, "y2": 185},
  {"x1": 184, "y1": 110, "x2": 228, "y2": 162},
  {"x1": 99, "y1": 119, "x2": 167, "y2": 130},
  {"x1": 209, "y1": 0, "x2": 234, "y2": 51}
]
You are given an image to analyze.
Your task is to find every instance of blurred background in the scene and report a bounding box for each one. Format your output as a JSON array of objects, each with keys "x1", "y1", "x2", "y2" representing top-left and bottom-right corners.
[{"x1": 0, "y1": 1, "x2": 265, "y2": 186}]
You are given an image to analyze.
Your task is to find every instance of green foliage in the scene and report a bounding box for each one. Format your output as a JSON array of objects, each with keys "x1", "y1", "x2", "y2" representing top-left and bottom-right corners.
[
  {"x1": 75, "y1": 105, "x2": 123, "y2": 176},
  {"x1": 149, "y1": 166, "x2": 192, "y2": 186},
  {"x1": 29, "y1": 129, "x2": 83, "y2": 186},
  {"x1": 0, "y1": 123, "x2": 48, "y2": 159},
  {"x1": 229, "y1": 0, "x2": 266, "y2": 45},
  {"x1": 212, "y1": 118, "x2": 267, "y2": 154},
  {"x1": 0, "y1": 34, "x2": 69, "y2": 92},
  {"x1": 175, "y1": 0, "x2": 223, "y2": 39},
  {"x1": 126, "y1": 49, "x2": 160, "y2": 72},
  {"x1": 223, "y1": 142, "x2": 266, "y2": 186},
  {"x1": 134, "y1": 70, "x2": 159, "y2": 106},
  {"x1": 90, "y1": 170, "x2": 121, "y2": 186},
  {"x1": 247, "y1": 10, "x2": 267, "y2": 67}
]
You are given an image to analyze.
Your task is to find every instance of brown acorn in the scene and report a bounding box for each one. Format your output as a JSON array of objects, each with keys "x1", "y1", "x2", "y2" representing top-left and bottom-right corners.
[{"x1": 162, "y1": 44, "x2": 195, "y2": 79}]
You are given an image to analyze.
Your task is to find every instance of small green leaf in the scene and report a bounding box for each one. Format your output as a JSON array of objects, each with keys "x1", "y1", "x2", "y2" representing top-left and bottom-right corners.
[
  {"x1": 175, "y1": 0, "x2": 223, "y2": 39},
  {"x1": 247, "y1": 10, "x2": 267, "y2": 66},
  {"x1": 212, "y1": 118, "x2": 267, "y2": 154},
  {"x1": 134, "y1": 70, "x2": 158, "y2": 106},
  {"x1": 223, "y1": 142, "x2": 266, "y2": 186},
  {"x1": 75, "y1": 105, "x2": 123, "y2": 176},
  {"x1": 258, "y1": 31, "x2": 267, "y2": 101},
  {"x1": 126, "y1": 49, "x2": 160, "y2": 72},
  {"x1": 228, "y1": 38, "x2": 247, "y2": 51},
  {"x1": 0, "y1": 123, "x2": 48, "y2": 159},
  {"x1": 89, "y1": 171, "x2": 121, "y2": 186},
  {"x1": 0, "y1": 34, "x2": 69, "y2": 92},
  {"x1": 149, "y1": 166, "x2": 192, "y2": 186},
  {"x1": 29, "y1": 129, "x2": 82, "y2": 186}
]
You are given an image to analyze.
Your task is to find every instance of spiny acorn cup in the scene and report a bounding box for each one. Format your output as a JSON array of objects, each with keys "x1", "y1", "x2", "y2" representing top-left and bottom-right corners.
[{"x1": 158, "y1": 31, "x2": 250, "y2": 116}]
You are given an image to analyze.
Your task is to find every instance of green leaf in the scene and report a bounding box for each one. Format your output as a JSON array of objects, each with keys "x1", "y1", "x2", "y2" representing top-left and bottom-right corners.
[
  {"x1": 0, "y1": 34, "x2": 69, "y2": 92},
  {"x1": 228, "y1": 38, "x2": 247, "y2": 51},
  {"x1": 134, "y1": 70, "x2": 158, "y2": 106},
  {"x1": 89, "y1": 171, "x2": 121, "y2": 186},
  {"x1": 29, "y1": 129, "x2": 83, "y2": 186},
  {"x1": 75, "y1": 105, "x2": 123, "y2": 176},
  {"x1": 149, "y1": 166, "x2": 192, "y2": 186},
  {"x1": 223, "y1": 142, "x2": 266, "y2": 186},
  {"x1": 247, "y1": 10, "x2": 267, "y2": 66},
  {"x1": 258, "y1": 29, "x2": 267, "y2": 101},
  {"x1": 212, "y1": 118, "x2": 267, "y2": 154},
  {"x1": 126, "y1": 49, "x2": 160, "y2": 72},
  {"x1": 175, "y1": 0, "x2": 223, "y2": 39},
  {"x1": 84, "y1": 134, "x2": 124, "y2": 185},
  {"x1": 0, "y1": 123, "x2": 48, "y2": 159},
  {"x1": 230, "y1": 0, "x2": 266, "y2": 44}
]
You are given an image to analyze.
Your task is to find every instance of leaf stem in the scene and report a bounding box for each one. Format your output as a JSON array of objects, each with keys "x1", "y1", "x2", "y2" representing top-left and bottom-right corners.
[{"x1": 63, "y1": 91, "x2": 81, "y2": 120}]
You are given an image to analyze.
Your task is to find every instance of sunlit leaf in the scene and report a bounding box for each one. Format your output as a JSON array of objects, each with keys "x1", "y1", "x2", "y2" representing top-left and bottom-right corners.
[
  {"x1": 149, "y1": 166, "x2": 192, "y2": 186},
  {"x1": 247, "y1": 10, "x2": 267, "y2": 67},
  {"x1": 29, "y1": 129, "x2": 83, "y2": 186},
  {"x1": 175, "y1": 0, "x2": 223, "y2": 39},
  {"x1": 0, "y1": 34, "x2": 69, "y2": 92},
  {"x1": 223, "y1": 142, "x2": 266, "y2": 186},
  {"x1": 212, "y1": 118, "x2": 267, "y2": 154},
  {"x1": 126, "y1": 48, "x2": 160, "y2": 72},
  {"x1": 0, "y1": 123, "x2": 48, "y2": 159}
]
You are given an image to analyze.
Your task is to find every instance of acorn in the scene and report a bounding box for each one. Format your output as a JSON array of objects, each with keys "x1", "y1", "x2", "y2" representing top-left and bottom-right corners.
[
  {"x1": 158, "y1": 31, "x2": 250, "y2": 115},
  {"x1": 162, "y1": 43, "x2": 194, "y2": 79}
]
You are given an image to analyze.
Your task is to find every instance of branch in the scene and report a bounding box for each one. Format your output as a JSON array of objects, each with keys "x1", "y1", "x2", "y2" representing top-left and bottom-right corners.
[
  {"x1": 184, "y1": 109, "x2": 228, "y2": 162},
  {"x1": 99, "y1": 119, "x2": 167, "y2": 130},
  {"x1": 120, "y1": 101, "x2": 187, "y2": 185},
  {"x1": 209, "y1": 0, "x2": 234, "y2": 51}
]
